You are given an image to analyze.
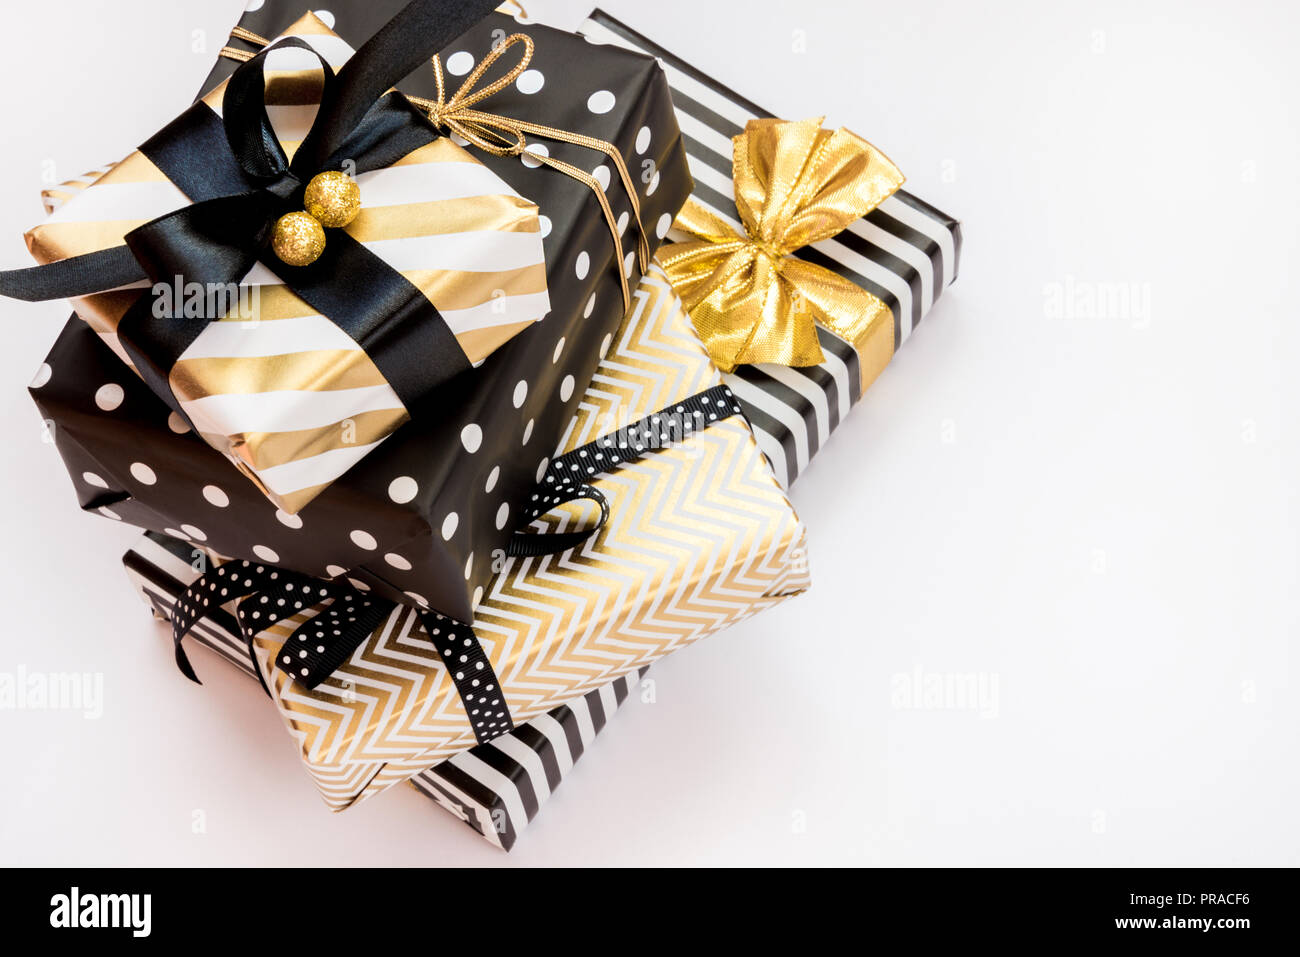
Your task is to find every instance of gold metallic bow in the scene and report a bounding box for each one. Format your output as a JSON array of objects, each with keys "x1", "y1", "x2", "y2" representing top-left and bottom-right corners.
[
  {"x1": 659, "y1": 116, "x2": 904, "y2": 373},
  {"x1": 220, "y1": 27, "x2": 647, "y2": 310}
]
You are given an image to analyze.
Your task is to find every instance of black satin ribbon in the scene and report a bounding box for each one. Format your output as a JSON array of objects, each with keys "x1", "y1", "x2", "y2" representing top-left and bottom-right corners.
[
  {"x1": 166, "y1": 384, "x2": 746, "y2": 744},
  {"x1": 0, "y1": 246, "x2": 144, "y2": 301},
  {"x1": 0, "y1": 0, "x2": 501, "y2": 413}
]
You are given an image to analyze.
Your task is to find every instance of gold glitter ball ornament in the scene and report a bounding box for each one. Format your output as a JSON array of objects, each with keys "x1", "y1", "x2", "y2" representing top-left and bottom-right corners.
[
  {"x1": 271, "y1": 211, "x2": 327, "y2": 267},
  {"x1": 304, "y1": 170, "x2": 362, "y2": 228}
]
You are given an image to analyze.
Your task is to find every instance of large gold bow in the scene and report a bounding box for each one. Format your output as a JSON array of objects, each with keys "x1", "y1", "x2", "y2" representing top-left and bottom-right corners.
[{"x1": 659, "y1": 117, "x2": 904, "y2": 373}]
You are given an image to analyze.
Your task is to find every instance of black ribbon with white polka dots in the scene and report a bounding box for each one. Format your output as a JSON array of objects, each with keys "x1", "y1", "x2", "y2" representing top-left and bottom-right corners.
[
  {"x1": 169, "y1": 559, "x2": 396, "y2": 691},
  {"x1": 170, "y1": 383, "x2": 744, "y2": 744},
  {"x1": 415, "y1": 610, "x2": 513, "y2": 740},
  {"x1": 508, "y1": 383, "x2": 743, "y2": 556},
  {"x1": 169, "y1": 558, "x2": 516, "y2": 743}
]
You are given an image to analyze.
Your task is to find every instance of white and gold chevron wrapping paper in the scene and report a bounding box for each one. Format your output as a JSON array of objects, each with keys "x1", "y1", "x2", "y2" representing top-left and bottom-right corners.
[
  {"x1": 24, "y1": 13, "x2": 549, "y2": 514},
  {"x1": 244, "y1": 262, "x2": 810, "y2": 810}
]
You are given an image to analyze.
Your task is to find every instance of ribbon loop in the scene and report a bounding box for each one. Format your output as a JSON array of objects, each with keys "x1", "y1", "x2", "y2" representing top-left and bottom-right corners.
[
  {"x1": 292, "y1": 0, "x2": 498, "y2": 172},
  {"x1": 220, "y1": 37, "x2": 326, "y2": 185},
  {"x1": 169, "y1": 560, "x2": 388, "y2": 690},
  {"x1": 446, "y1": 33, "x2": 535, "y2": 113},
  {"x1": 661, "y1": 116, "x2": 905, "y2": 372},
  {"x1": 124, "y1": 190, "x2": 275, "y2": 288}
]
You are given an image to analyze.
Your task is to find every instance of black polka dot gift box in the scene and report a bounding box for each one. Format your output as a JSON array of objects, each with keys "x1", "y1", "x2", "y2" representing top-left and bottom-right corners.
[
  {"x1": 580, "y1": 10, "x2": 963, "y2": 489},
  {"x1": 130, "y1": 262, "x2": 809, "y2": 812},
  {"x1": 121, "y1": 530, "x2": 646, "y2": 852},
  {"x1": 26, "y1": 1, "x2": 691, "y2": 627}
]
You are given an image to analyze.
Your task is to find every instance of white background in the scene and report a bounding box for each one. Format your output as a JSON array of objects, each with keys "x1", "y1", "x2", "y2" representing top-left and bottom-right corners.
[{"x1": 0, "y1": 0, "x2": 1296, "y2": 866}]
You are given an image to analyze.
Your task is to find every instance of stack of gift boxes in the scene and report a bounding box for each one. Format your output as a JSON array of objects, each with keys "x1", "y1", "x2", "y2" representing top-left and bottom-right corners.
[{"x1": 8, "y1": 0, "x2": 960, "y2": 850}]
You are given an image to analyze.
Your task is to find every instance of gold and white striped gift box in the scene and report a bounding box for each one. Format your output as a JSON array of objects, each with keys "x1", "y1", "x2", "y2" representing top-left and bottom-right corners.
[
  {"x1": 24, "y1": 13, "x2": 550, "y2": 514},
  {"x1": 41, "y1": 164, "x2": 116, "y2": 215}
]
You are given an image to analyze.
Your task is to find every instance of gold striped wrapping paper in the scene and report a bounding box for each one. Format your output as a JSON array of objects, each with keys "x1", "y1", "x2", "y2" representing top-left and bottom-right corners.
[
  {"x1": 243, "y1": 262, "x2": 810, "y2": 809},
  {"x1": 41, "y1": 164, "x2": 115, "y2": 215},
  {"x1": 23, "y1": 13, "x2": 549, "y2": 514}
]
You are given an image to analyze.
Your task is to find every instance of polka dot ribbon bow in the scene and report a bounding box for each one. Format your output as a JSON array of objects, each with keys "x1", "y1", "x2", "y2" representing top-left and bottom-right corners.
[
  {"x1": 169, "y1": 383, "x2": 743, "y2": 745},
  {"x1": 168, "y1": 561, "x2": 515, "y2": 744}
]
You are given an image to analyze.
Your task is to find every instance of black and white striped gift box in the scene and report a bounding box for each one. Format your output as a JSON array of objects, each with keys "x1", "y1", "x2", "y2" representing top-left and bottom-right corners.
[
  {"x1": 579, "y1": 11, "x2": 963, "y2": 487},
  {"x1": 409, "y1": 670, "x2": 642, "y2": 849},
  {"x1": 121, "y1": 531, "x2": 644, "y2": 851}
]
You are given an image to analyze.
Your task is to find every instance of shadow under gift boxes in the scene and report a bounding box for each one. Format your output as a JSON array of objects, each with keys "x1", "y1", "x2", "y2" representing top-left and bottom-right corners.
[{"x1": 26, "y1": 11, "x2": 691, "y2": 624}]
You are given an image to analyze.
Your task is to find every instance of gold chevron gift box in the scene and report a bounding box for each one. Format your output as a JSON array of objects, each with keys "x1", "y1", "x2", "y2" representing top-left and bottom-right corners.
[
  {"x1": 245, "y1": 262, "x2": 810, "y2": 809},
  {"x1": 23, "y1": 13, "x2": 549, "y2": 514}
]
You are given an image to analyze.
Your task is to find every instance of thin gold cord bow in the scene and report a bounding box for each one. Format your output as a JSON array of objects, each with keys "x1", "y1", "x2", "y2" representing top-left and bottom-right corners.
[
  {"x1": 408, "y1": 33, "x2": 649, "y2": 308},
  {"x1": 220, "y1": 27, "x2": 648, "y2": 309},
  {"x1": 659, "y1": 116, "x2": 905, "y2": 372}
]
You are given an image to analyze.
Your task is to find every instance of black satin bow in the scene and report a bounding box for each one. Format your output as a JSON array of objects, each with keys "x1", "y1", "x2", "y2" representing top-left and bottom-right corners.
[
  {"x1": 118, "y1": 32, "x2": 477, "y2": 418},
  {"x1": 129, "y1": 38, "x2": 389, "y2": 287},
  {"x1": 1, "y1": 0, "x2": 502, "y2": 419}
]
